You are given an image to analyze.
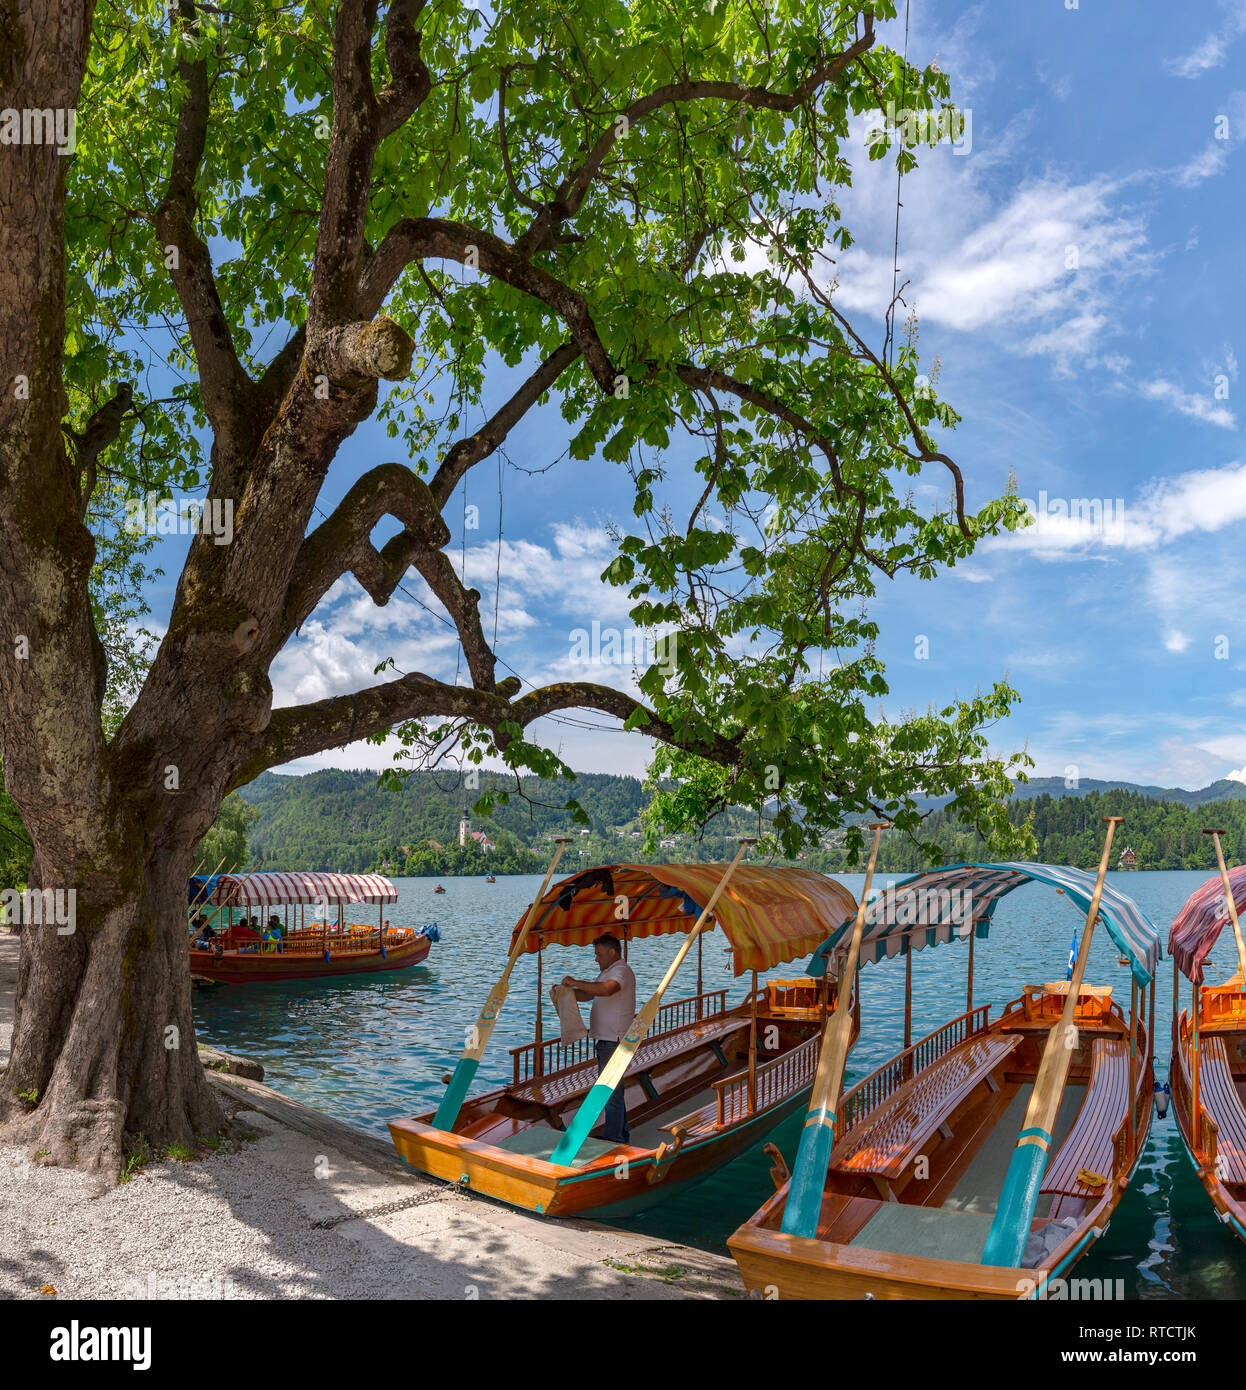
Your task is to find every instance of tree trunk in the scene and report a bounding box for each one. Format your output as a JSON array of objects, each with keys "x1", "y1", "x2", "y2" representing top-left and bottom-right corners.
[{"x1": 1, "y1": 837, "x2": 224, "y2": 1171}]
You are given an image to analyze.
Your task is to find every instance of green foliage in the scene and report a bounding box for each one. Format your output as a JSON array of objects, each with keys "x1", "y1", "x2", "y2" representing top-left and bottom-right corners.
[
  {"x1": 195, "y1": 792, "x2": 260, "y2": 873},
  {"x1": 68, "y1": 0, "x2": 1030, "y2": 859},
  {"x1": 808, "y1": 788, "x2": 1246, "y2": 873},
  {"x1": 0, "y1": 764, "x2": 33, "y2": 889}
]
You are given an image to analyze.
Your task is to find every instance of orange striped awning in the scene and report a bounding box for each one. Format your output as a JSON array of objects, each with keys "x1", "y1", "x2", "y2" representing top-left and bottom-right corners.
[{"x1": 508, "y1": 863, "x2": 857, "y2": 976}]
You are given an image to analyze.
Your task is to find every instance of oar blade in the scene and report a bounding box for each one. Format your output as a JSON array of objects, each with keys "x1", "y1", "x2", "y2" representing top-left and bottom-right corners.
[
  {"x1": 550, "y1": 1076, "x2": 616, "y2": 1165},
  {"x1": 980, "y1": 1134, "x2": 1049, "y2": 1267},
  {"x1": 780, "y1": 1111, "x2": 836, "y2": 1236},
  {"x1": 433, "y1": 1057, "x2": 480, "y2": 1131}
]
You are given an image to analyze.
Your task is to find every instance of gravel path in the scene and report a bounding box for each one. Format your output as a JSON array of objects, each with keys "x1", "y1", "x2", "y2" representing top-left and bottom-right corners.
[{"x1": 0, "y1": 935, "x2": 741, "y2": 1300}]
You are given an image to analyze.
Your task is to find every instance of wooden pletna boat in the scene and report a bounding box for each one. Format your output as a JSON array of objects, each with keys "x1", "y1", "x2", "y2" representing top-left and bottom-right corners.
[
  {"x1": 389, "y1": 842, "x2": 859, "y2": 1218},
  {"x1": 729, "y1": 821, "x2": 1162, "y2": 1300},
  {"x1": 188, "y1": 871, "x2": 435, "y2": 983},
  {"x1": 1168, "y1": 830, "x2": 1246, "y2": 1241}
]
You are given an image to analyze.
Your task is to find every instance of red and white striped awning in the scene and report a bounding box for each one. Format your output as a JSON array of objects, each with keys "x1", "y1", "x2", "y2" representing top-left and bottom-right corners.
[{"x1": 211, "y1": 872, "x2": 398, "y2": 907}]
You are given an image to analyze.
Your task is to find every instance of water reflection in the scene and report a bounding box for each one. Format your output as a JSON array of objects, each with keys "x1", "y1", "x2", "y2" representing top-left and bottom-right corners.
[{"x1": 192, "y1": 868, "x2": 1246, "y2": 1295}]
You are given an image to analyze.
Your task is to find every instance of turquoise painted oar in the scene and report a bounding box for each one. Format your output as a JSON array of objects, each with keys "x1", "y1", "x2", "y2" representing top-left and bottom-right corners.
[
  {"x1": 433, "y1": 837, "x2": 571, "y2": 1130},
  {"x1": 781, "y1": 821, "x2": 887, "y2": 1237},
  {"x1": 981, "y1": 815, "x2": 1123, "y2": 1268},
  {"x1": 549, "y1": 838, "x2": 755, "y2": 1166}
]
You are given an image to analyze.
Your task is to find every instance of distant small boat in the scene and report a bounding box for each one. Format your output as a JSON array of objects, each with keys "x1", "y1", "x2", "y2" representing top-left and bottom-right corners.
[
  {"x1": 433, "y1": 884, "x2": 446, "y2": 893},
  {"x1": 485, "y1": 875, "x2": 496, "y2": 883}
]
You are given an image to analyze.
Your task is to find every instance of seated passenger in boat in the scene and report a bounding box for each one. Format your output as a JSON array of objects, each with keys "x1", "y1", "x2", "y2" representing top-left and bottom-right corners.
[
  {"x1": 563, "y1": 933, "x2": 637, "y2": 1144},
  {"x1": 192, "y1": 917, "x2": 216, "y2": 947}
]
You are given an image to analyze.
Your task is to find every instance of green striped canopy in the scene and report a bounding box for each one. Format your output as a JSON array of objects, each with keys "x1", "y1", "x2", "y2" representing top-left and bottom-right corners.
[{"x1": 807, "y1": 862, "x2": 1161, "y2": 988}]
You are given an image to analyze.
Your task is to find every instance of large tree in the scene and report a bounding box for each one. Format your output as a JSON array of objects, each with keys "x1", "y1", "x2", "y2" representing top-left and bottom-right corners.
[{"x1": 0, "y1": 0, "x2": 1031, "y2": 1173}]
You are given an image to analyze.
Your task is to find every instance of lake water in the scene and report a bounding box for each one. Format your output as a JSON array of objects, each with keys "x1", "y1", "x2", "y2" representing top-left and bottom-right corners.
[{"x1": 192, "y1": 868, "x2": 1246, "y2": 1297}]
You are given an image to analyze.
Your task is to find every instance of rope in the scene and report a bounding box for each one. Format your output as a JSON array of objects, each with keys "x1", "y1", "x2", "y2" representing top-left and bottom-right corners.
[{"x1": 886, "y1": 0, "x2": 912, "y2": 370}]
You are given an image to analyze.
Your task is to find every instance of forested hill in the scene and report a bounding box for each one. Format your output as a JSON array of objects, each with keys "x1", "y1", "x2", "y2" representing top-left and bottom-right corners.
[
  {"x1": 869, "y1": 789, "x2": 1246, "y2": 875},
  {"x1": 232, "y1": 769, "x2": 1246, "y2": 876},
  {"x1": 236, "y1": 768, "x2": 660, "y2": 873}
]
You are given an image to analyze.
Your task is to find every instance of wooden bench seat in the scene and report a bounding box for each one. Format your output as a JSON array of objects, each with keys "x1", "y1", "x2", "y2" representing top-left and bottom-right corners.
[
  {"x1": 1190, "y1": 1034, "x2": 1246, "y2": 1184},
  {"x1": 506, "y1": 1015, "x2": 751, "y2": 1111},
  {"x1": 831, "y1": 1033, "x2": 1020, "y2": 1195},
  {"x1": 1040, "y1": 1039, "x2": 1129, "y2": 1197}
]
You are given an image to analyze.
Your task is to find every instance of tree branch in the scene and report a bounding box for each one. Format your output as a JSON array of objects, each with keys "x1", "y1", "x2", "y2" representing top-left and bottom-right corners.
[
  {"x1": 311, "y1": 0, "x2": 384, "y2": 329},
  {"x1": 304, "y1": 315, "x2": 415, "y2": 385},
  {"x1": 65, "y1": 381, "x2": 133, "y2": 518},
  {"x1": 154, "y1": 0, "x2": 256, "y2": 452},
  {"x1": 232, "y1": 672, "x2": 741, "y2": 788},
  {"x1": 356, "y1": 217, "x2": 617, "y2": 386},
  {"x1": 429, "y1": 340, "x2": 580, "y2": 505},
  {"x1": 279, "y1": 462, "x2": 496, "y2": 690},
  {"x1": 376, "y1": 0, "x2": 432, "y2": 139},
  {"x1": 513, "y1": 18, "x2": 876, "y2": 258}
]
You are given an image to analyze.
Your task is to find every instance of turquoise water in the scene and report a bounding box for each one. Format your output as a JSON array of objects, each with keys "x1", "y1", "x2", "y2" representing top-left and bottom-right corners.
[{"x1": 192, "y1": 869, "x2": 1246, "y2": 1296}]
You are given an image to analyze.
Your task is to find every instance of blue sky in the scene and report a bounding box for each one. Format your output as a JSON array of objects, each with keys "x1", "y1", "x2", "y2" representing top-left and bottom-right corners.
[{"x1": 139, "y1": 0, "x2": 1246, "y2": 791}]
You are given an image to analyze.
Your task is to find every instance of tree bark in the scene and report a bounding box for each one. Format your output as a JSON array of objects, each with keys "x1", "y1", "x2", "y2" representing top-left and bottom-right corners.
[{"x1": 3, "y1": 839, "x2": 224, "y2": 1171}]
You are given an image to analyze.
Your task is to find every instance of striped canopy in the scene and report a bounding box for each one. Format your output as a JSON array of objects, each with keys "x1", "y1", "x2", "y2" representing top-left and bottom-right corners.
[
  {"x1": 807, "y1": 862, "x2": 1161, "y2": 988},
  {"x1": 508, "y1": 863, "x2": 858, "y2": 976},
  {"x1": 210, "y1": 871, "x2": 398, "y2": 907},
  {"x1": 1169, "y1": 865, "x2": 1246, "y2": 985}
]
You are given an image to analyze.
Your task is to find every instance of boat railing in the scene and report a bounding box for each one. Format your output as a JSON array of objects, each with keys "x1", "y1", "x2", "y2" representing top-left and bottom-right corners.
[
  {"x1": 509, "y1": 989, "x2": 729, "y2": 1084},
  {"x1": 1009, "y1": 986, "x2": 1122, "y2": 1027},
  {"x1": 213, "y1": 925, "x2": 414, "y2": 957},
  {"x1": 1197, "y1": 1102, "x2": 1219, "y2": 1173},
  {"x1": 714, "y1": 1032, "x2": 821, "y2": 1127},
  {"x1": 835, "y1": 1005, "x2": 992, "y2": 1141}
]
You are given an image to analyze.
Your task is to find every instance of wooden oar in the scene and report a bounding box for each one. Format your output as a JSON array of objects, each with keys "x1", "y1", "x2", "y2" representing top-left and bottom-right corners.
[
  {"x1": 1205, "y1": 830, "x2": 1246, "y2": 980},
  {"x1": 780, "y1": 821, "x2": 888, "y2": 1237},
  {"x1": 549, "y1": 837, "x2": 755, "y2": 1166},
  {"x1": 982, "y1": 815, "x2": 1123, "y2": 1268},
  {"x1": 433, "y1": 837, "x2": 572, "y2": 1131},
  {"x1": 189, "y1": 855, "x2": 228, "y2": 930}
]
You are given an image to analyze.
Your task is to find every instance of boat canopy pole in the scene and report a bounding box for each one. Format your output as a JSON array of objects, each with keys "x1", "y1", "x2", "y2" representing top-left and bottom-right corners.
[
  {"x1": 982, "y1": 815, "x2": 1122, "y2": 1268},
  {"x1": 1206, "y1": 830, "x2": 1246, "y2": 983},
  {"x1": 549, "y1": 838, "x2": 755, "y2": 1167},
  {"x1": 434, "y1": 838, "x2": 572, "y2": 1131},
  {"x1": 781, "y1": 822, "x2": 888, "y2": 1238}
]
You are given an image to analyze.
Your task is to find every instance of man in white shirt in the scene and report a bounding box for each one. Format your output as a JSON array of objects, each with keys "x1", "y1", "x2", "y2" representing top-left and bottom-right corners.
[{"x1": 563, "y1": 932, "x2": 637, "y2": 1143}]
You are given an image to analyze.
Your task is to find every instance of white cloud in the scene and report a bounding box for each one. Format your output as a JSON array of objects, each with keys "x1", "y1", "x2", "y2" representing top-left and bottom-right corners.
[
  {"x1": 989, "y1": 459, "x2": 1246, "y2": 559},
  {"x1": 1167, "y1": 1, "x2": 1246, "y2": 77},
  {"x1": 1173, "y1": 141, "x2": 1231, "y2": 186},
  {"x1": 827, "y1": 169, "x2": 1151, "y2": 372},
  {"x1": 1138, "y1": 378, "x2": 1237, "y2": 430}
]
